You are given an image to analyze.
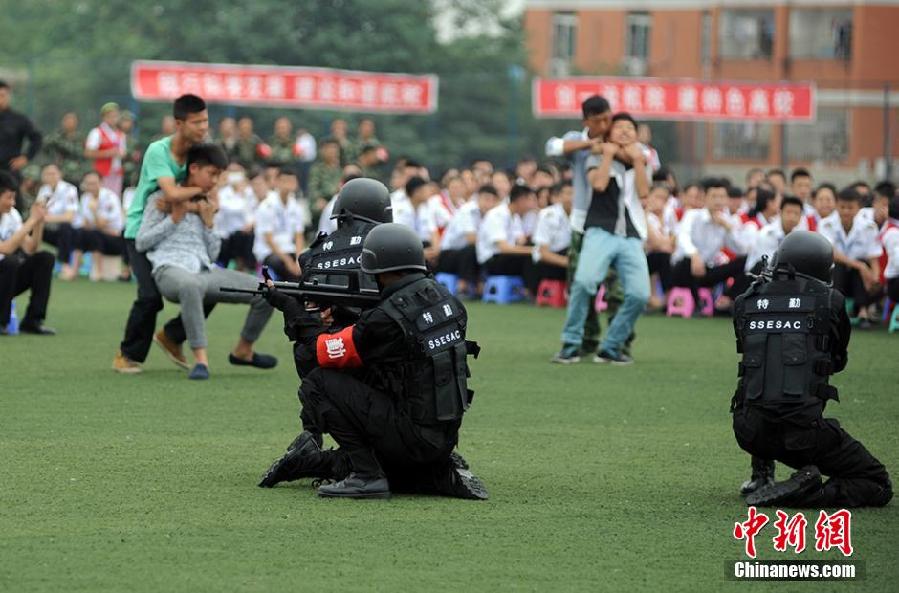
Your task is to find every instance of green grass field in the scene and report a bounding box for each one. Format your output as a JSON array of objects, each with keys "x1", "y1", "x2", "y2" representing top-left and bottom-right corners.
[{"x1": 1, "y1": 280, "x2": 896, "y2": 592}]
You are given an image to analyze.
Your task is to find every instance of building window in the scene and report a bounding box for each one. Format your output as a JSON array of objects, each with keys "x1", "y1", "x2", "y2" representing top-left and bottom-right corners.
[
  {"x1": 712, "y1": 122, "x2": 771, "y2": 160},
  {"x1": 701, "y1": 11, "x2": 712, "y2": 66},
  {"x1": 786, "y1": 108, "x2": 850, "y2": 163},
  {"x1": 626, "y1": 12, "x2": 651, "y2": 60},
  {"x1": 789, "y1": 9, "x2": 852, "y2": 59},
  {"x1": 551, "y1": 12, "x2": 577, "y2": 76},
  {"x1": 719, "y1": 10, "x2": 774, "y2": 59}
]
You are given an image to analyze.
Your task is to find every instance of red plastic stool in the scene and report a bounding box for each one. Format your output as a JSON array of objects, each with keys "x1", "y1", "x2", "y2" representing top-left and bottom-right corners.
[{"x1": 536, "y1": 279, "x2": 567, "y2": 308}]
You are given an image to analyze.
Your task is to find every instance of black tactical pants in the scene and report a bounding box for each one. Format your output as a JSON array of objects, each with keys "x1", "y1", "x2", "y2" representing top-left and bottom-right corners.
[
  {"x1": 733, "y1": 406, "x2": 892, "y2": 507},
  {"x1": 299, "y1": 367, "x2": 460, "y2": 481}
]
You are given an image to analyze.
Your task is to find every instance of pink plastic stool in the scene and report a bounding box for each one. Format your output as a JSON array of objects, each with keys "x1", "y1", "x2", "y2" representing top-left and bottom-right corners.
[
  {"x1": 595, "y1": 285, "x2": 608, "y2": 312},
  {"x1": 536, "y1": 279, "x2": 567, "y2": 308},
  {"x1": 666, "y1": 287, "x2": 714, "y2": 318}
]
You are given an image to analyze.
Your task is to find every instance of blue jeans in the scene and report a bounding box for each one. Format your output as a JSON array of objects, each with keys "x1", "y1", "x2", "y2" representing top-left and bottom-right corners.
[{"x1": 560, "y1": 227, "x2": 650, "y2": 355}]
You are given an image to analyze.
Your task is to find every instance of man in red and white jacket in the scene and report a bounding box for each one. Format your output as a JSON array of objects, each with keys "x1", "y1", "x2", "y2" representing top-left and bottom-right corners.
[{"x1": 84, "y1": 102, "x2": 126, "y2": 196}]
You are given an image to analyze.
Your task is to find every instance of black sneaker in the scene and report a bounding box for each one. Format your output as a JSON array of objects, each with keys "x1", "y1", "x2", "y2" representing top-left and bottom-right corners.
[
  {"x1": 317, "y1": 472, "x2": 391, "y2": 499},
  {"x1": 19, "y1": 322, "x2": 56, "y2": 335},
  {"x1": 258, "y1": 431, "x2": 323, "y2": 488},
  {"x1": 551, "y1": 345, "x2": 581, "y2": 364},
  {"x1": 745, "y1": 466, "x2": 822, "y2": 507},
  {"x1": 593, "y1": 350, "x2": 633, "y2": 365}
]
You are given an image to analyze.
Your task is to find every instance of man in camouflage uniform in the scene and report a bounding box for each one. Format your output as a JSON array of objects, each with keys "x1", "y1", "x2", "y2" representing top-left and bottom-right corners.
[
  {"x1": 268, "y1": 116, "x2": 298, "y2": 173},
  {"x1": 118, "y1": 111, "x2": 142, "y2": 189},
  {"x1": 307, "y1": 138, "x2": 343, "y2": 226},
  {"x1": 41, "y1": 112, "x2": 89, "y2": 186},
  {"x1": 233, "y1": 117, "x2": 268, "y2": 170}
]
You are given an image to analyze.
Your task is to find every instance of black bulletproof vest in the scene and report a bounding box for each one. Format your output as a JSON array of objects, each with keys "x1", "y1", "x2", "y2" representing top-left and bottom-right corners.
[
  {"x1": 737, "y1": 276, "x2": 840, "y2": 406},
  {"x1": 380, "y1": 276, "x2": 476, "y2": 424},
  {"x1": 303, "y1": 217, "x2": 378, "y2": 292}
]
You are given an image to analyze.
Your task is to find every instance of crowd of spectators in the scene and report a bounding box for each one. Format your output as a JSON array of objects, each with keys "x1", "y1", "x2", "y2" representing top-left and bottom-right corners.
[{"x1": 2, "y1": 79, "x2": 899, "y2": 338}]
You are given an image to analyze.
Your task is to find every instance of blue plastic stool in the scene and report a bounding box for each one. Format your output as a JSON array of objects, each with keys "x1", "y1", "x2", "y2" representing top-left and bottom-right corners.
[
  {"x1": 78, "y1": 252, "x2": 92, "y2": 277},
  {"x1": 434, "y1": 273, "x2": 459, "y2": 296},
  {"x1": 482, "y1": 275, "x2": 525, "y2": 304},
  {"x1": 6, "y1": 300, "x2": 19, "y2": 335}
]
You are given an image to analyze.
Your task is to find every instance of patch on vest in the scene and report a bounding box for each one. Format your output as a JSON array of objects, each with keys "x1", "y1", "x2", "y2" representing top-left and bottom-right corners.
[
  {"x1": 745, "y1": 296, "x2": 814, "y2": 313},
  {"x1": 424, "y1": 328, "x2": 463, "y2": 352},
  {"x1": 745, "y1": 316, "x2": 808, "y2": 332},
  {"x1": 314, "y1": 255, "x2": 360, "y2": 269}
]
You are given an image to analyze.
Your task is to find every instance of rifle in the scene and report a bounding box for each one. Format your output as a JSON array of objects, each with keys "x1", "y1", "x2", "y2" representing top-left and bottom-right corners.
[{"x1": 220, "y1": 266, "x2": 381, "y2": 310}]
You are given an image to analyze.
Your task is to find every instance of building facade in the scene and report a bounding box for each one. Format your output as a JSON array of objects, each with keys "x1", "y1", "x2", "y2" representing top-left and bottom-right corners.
[{"x1": 524, "y1": 0, "x2": 899, "y2": 180}]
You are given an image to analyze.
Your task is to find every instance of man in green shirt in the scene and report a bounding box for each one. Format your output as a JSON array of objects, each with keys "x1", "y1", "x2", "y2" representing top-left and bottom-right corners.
[
  {"x1": 267, "y1": 116, "x2": 298, "y2": 172},
  {"x1": 306, "y1": 137, "x2": 343, "y2": 226},
  {"x1": 114, "y1": 94, "x2": 209, "y2": 374},
  {"x1": 41, "y1": 112, "x2": 89, "y2": 186}
]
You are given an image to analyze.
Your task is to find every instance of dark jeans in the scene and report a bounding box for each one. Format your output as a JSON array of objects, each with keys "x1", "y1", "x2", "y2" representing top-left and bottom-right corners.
[
  {"x1": 43, "y1": 223, "x2": 78, "y2": 264},
  {"x1": 118, "y1": 239, "x2": 213, "y2": 362},
  {"x1": 0, "y1": 251, "x2": 53, "y2": 326},
  {"x1": 79, "y1": 230, "x2": 124, "y2": 256},
  {"x1": 217, "y1": 231, "x2": 256, "y2": 270},
  {"x1": 646, "y1": 252, "x2": 672, "y2": 292},
  {"x1": 671, "y1": 255, "x2": 747, "y2": 301},
  {"x1": 263, "y1": 253, "x2": 300, "y2": 281},
  {"x1": 888, "y1": 277, "x2": 899, "y2": 302},
  {"x1": 733, "y1": 406, "x2": 892, "y2": 507},
  {"x1": 436, "y1": 245, "x2": 479, "y2": 284},
  {"x1": 524, "y1": 250, "x2": 567, "y2": 294},
  {"x1": 484, "y1": 253, "x2": 530, "y2": 277},
  {"x1": 300, "y1": 368, "x2": 459, "y2": 479},
  {"x1": 832, "y1": 262, "x2": 877, "y2": 313}
]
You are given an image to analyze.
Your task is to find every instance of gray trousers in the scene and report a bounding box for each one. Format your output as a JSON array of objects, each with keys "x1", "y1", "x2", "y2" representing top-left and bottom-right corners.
[{"x1": 153, "y1": 265, "x2": 273, "y2": 349}]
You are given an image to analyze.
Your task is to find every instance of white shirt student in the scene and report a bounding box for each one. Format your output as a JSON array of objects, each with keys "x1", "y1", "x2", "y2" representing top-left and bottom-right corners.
[{"x1": 253, "y1": 191, "x2": 305, "y2": 265}]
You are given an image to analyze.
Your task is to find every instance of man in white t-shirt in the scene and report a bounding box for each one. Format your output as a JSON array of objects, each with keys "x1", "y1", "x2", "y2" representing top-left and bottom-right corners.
[
  {"x1": 214, "y1": 164, "x2": 257, "y2": 271},
  {"x1": 436, "y1": 184, "x2": 500, "y2": 292},
  {"x1": 77, "y1": 171, "x2": 125, "y2": 278},
  {"x1": 526, "y1": 180, "x2": 572, "y2": 294},
  {"x1": 819, "y1": 186, "x2": 883, "y2": 323},
  {"x1": 670, "y1": 178, "x2": 748, "y2": 309},
  {"x1": 403, "y1": 176, "x2": 440, "y2": 262},
  {"x1": 744, "y1": 196, "x2": 805, "y2": 273},
  {"x1": 0, "y1": 171, "x2": 56, "y2": 334},
  {"x1": 35, "y1": 163, "x2": 80, "y2": 279},
  {"x1": 476, "y1": 184, "x2": 537, "y2": 277},
  {"x1": 253, "y1": 167, "x2": 305, "y2": 280}
]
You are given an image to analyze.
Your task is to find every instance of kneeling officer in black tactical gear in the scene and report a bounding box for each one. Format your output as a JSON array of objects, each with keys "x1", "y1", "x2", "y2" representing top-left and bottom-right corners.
[
  {"x1": 731, "y1": 230, "x2": 892, "y2": 508},
  {"x1": 260, "y1": 223, "x2": 487, "y2": 499},
  {"x1": 291, "y1": 177, "x2": 391, "y2": 379}
]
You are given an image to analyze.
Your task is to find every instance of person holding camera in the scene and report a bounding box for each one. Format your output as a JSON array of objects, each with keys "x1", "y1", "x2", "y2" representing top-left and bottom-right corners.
[{"x1": 0, "y1": 171, "x2": 55, "y2": 335}]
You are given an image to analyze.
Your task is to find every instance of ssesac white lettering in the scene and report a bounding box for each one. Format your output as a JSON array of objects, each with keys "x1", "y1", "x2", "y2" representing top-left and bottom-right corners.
[{"x1": 427, "y1": 329, "x2": 461, "y2": 350}]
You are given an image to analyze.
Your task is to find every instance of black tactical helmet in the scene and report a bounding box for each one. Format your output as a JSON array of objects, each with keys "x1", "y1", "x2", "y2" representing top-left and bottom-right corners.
[
  {"x1": 361, "y1": 223, "x2": 427, "y2": 274},
  {"x1": 771, "y1": 230, "x2": 834, "y2": 283},
  {"x1": 330, "y1": 178, "x2": 392, "y2": 224}
]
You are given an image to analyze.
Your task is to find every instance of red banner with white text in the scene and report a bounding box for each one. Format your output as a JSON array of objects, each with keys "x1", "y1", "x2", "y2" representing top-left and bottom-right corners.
[
  {"x1": 533, "y1": 77, "x2": 815, "y2": 121},
  {"x1": 131, "y1": 60, "x2": 438, "y2": 114}
]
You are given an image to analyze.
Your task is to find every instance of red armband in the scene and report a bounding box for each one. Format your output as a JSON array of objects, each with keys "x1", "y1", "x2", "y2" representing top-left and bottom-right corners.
[{"x1": 316, "y1": 325, "x2": 362, "y2": 369}]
